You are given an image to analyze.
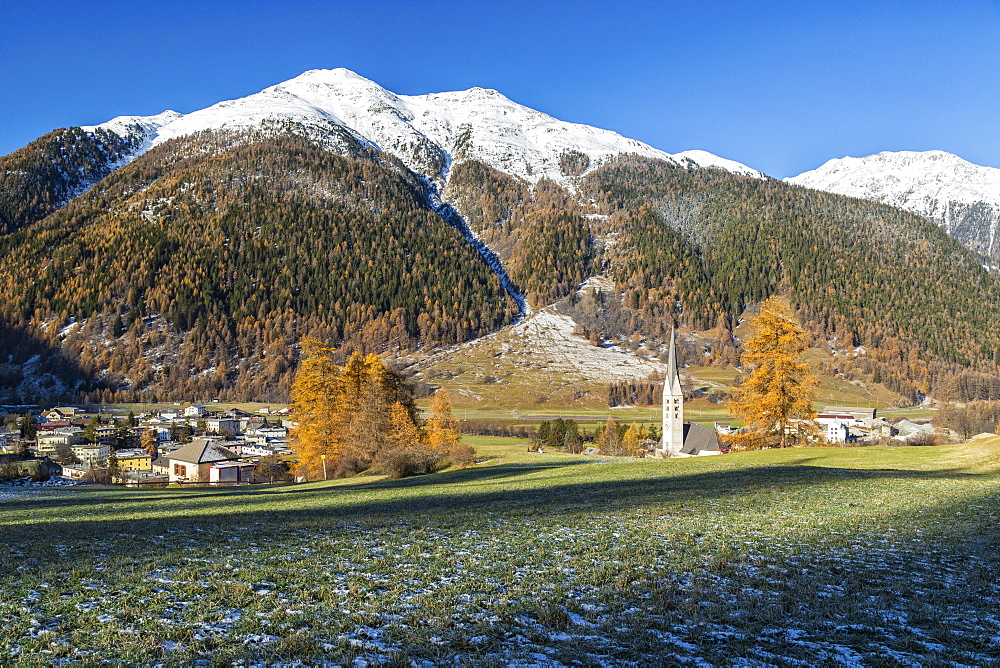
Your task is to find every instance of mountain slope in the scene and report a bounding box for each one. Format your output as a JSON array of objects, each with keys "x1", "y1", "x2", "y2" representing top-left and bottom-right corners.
[
  {"x1": 786, "y1": 151, "x2": 1000, "y2": 261},
  {"x1": 0, "y1": 127, "x2": 142, "y2": 234},
  {"x1": 567, "y1": 155, "x2": 1000, "y2": 402},
  {"x1": 0, "y1": 129, "x2": 516, "y2": 402}
]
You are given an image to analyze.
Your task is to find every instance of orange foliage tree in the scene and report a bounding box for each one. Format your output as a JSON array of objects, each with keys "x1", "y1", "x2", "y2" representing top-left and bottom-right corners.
[{"x1": 727, "y1": 297, "x2": 818, "y2": 450}]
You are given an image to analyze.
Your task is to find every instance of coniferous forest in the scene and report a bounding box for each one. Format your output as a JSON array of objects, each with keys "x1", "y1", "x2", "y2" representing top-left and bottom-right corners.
[{"x1": 3, "y1": 126, "x2": 1000, "y2": 403}]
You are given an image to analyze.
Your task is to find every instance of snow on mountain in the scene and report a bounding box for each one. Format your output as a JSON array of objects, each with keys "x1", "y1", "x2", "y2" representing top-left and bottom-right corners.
[
  {"x1": 786, "y1": 150, "x2": 1000, "y2": 260},
  {"x1": 81, "y1": 68, "x2": 765, "y2": 186}
]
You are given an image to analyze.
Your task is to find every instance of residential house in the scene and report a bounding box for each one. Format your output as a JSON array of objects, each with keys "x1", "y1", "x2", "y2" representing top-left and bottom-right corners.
[
  {"x1": 815, "y1": 414, "x2": 854, "y2": 443},
  {"x1": 115, "y1": 448, "x2": 152, "y2": 472},
  {"x1": 72, "y1": 443, "x2": 111, "y2": 468},
  {"x1": 184, "y1": 404, "x2": 207, "y2": 418},
  {"x1": 36, "y1": 427, "x2": 85, "y2": 454},
  {"x1": 166, "y1": 438, "x2": 241, "y2": 483},
  {"x1": 205, "y1": 416, "x2": 240, "y2": 435}
]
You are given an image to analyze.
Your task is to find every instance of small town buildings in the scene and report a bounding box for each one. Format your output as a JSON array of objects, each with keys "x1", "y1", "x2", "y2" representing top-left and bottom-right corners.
[
  {"x1": 37, "y1": 427, "x2": 84, "y2": 449},
  {"x1": 166, "y1": 438, "x2": 240, "y2": 483},
  {"x1": 816, "y1": 413, "x2": 855, "y2": 443},
  {"x1": 244, "y1": 425, "x2": 288, "y2": 445},
  {"x1": 184, "y1": 404, "x2": 207, "y2": 418}
]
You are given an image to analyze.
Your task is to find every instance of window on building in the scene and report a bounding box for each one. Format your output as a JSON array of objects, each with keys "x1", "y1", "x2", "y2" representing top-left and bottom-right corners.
[{"x1": 173, "y1": 463, "x2": 186, "y2": 477}]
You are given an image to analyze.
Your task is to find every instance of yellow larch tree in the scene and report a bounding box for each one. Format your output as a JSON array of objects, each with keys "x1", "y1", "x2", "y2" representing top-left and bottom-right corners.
[
  {"x1": 426, "y1": 389, "x2": 462, "y2": 455},
  {"x1": 728, "y1": 297, "x2": 819, "y2": 450},
  {"x1": 290, "y1": 338, "x2": 344, "y2": 479}
]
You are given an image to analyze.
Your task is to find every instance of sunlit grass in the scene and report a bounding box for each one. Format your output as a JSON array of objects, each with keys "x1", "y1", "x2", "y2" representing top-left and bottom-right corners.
[{"x1": 2, "y1": 439, "x2": 998, "y2": 664}]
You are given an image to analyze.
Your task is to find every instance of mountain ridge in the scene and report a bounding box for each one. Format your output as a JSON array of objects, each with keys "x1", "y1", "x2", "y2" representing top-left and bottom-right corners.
[
  {"x1": 787, "y1": 150, "x2": 1000, "y2": 261},
  {"x1": 79, "y1": 68, "x2": 765, "y2": 187}
]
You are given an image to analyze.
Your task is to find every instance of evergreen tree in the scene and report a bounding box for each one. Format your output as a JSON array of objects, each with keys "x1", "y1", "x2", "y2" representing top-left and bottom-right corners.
[{"x1": 83, "y1": 416, "x2": 100, "y2": 444}]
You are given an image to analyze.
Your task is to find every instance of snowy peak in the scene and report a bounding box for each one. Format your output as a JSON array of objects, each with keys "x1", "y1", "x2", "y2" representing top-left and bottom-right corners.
[
  {"x1": 81, "y1": 68, "x2": 765, "y2": 186},
  {"x1": 787, "y1": 150, "x2": 1000, "y2": 259}
]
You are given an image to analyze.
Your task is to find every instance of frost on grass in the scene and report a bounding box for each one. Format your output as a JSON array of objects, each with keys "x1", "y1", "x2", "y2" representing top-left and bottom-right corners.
[{"x1": 2, "y1": 450, "x2": 999, "y2": 664}]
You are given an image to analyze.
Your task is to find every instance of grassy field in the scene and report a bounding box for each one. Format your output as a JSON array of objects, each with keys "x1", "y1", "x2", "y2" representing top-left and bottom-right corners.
[{"x1": 3, "y1": 439, "x2": 998, "y2": 665}]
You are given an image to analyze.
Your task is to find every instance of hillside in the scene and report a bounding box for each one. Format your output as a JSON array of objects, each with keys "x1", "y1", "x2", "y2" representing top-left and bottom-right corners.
[
  {"x1": 0, "y1": 129, "x2": 516, "y2": 402},
  {"x1": 787, "y1": 150, "x2": 1000, "y2": 262},
  {"x1": 3, "y1": 441, "x2": 999, "y2": 664}
]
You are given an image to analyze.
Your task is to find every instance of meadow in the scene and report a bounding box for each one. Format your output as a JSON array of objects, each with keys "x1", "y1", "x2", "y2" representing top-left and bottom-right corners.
[{"x1": 2, "y1": 438, "x2": 999, "y2": 665}]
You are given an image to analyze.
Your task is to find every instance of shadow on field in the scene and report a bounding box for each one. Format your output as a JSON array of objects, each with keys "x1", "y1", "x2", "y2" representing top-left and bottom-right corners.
[{"x1": 4, "y1": 457, "x2": 1000, "y2": 564}]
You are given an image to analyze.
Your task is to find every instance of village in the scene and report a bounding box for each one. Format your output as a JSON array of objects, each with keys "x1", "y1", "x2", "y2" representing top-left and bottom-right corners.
[
  {"x1": 0, "y1": 392, "x2": 940, "y2": 488},
  {"x1": 0, "y1": 403, "x2": 296, "y2": 486}
]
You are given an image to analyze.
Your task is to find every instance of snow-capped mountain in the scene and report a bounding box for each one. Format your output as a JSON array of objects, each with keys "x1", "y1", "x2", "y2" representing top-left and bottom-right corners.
[
  {"x1": 82, "y1": 68, "x2": 764, "y2": 186},
  {"x1": 786, "y1": 151, "x2": 1000, "y2": 260}
]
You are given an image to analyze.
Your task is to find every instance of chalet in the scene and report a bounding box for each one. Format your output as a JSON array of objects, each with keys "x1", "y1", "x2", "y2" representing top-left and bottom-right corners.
[
  {"x1": 44, "y1": 407, "x2": 77, "y2": 420},
  {"x1": 184, "y1": 404, "x2": 207, "y2": 418},
  {"x1": 166, "y1": 438, "x2": 240, "y2": 483}
]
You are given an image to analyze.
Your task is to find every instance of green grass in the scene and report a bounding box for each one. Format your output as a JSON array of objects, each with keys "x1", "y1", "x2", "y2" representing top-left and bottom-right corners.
[{"x1": 2, "y1": 439, "x2": 999, "y2": 665}]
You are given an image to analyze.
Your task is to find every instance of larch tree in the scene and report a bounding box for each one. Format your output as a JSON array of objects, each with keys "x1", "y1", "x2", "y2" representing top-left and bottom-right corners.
[
  {"x1": 140, "y1": 429, "x2": 158, "y2": 456},
  {"x1": 290, "y1": 338, "x2": 344, "y2": 479},
  {"x1": 622, "y1": 422, "x2": 646, "y2": 457},
  {"x1": 728, "y1": 296, "x2": 818, "y2": 450},
  {"x1": 426, "y1": 389, "x2": 462, "y2": 455}
]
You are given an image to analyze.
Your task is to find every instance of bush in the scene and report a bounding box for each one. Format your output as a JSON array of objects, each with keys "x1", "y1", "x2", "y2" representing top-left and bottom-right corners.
[
  {"x1": 908, "y1": 431, "x2": 938, "y2": 447},
  {"x1": 448, "y1": 443, "x2": 477, "y2": 468},
  {"x1": 371, "y1": 449, "x2": 443, "y2": 480}
]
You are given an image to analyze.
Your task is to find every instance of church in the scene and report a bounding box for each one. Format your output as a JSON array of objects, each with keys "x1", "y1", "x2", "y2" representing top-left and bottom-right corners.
[{"x1": 654, "y1": 328, "x2": 723, "y2": 458}]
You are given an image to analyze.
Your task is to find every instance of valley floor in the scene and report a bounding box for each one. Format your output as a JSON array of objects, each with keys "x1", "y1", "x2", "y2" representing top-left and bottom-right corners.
[{"x1": 2, "y1": 440, "x2": 999, "y2": 665}]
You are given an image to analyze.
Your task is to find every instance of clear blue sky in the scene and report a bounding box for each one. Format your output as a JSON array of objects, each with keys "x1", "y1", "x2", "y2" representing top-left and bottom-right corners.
[{"x1": 3, "y1": 0, "x2": 999, "y2": 178}]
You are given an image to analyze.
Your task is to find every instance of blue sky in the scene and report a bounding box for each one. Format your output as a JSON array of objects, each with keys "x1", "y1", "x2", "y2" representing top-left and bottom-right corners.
[{"x1": 3, "y1": 0, "x2": 999, "y2": 178}]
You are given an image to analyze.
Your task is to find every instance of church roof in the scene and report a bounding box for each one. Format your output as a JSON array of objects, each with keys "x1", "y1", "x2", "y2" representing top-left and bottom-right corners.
[{"x1": 681, "y1": 423, "x2": 721, "y2": 455}]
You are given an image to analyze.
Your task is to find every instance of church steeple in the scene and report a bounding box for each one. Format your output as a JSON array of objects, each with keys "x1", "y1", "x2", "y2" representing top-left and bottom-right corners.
[{"x1": 660, "y1": 326, "x2": 685, "y2": 457}]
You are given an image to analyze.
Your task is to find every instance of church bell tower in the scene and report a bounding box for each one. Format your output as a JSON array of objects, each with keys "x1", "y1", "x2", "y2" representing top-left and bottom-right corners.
[{"x1": 660, "y1": 327, "x2": 684, "y2": 457}]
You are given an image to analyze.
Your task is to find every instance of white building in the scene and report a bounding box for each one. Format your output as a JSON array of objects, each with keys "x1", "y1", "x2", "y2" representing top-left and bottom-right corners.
[
  {"x1": 72, "y1": 443, "x2": 111, "y2": 468},
  {"x1": 815, "y1": 414, "x2": 854, "y2": 443},
  {"x1": 183, "y1": 405, "x2": 207, "y2": 418}
]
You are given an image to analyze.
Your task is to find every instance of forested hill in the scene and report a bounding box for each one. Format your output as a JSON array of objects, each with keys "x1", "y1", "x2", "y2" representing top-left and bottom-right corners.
[
  {"x1": 4, "y1": 124, "x2": 1000, "y2": 403},
  {"x1": 0, "y1": 127, "x2": 141, "y2": 234},
  {"x1": 574, "y1": 156, "x2": 1000, "y2": 401},
  {"x1": 0, "y1": 128, "x2": 516, "y2": 402}
]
